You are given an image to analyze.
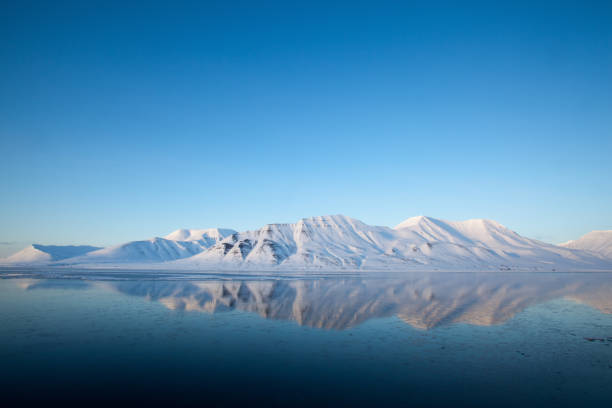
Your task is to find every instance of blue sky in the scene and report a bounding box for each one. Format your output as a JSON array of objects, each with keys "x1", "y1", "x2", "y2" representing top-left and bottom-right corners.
[{"x1": 1, "y1": 1, "x2": 611, "y2": 255}]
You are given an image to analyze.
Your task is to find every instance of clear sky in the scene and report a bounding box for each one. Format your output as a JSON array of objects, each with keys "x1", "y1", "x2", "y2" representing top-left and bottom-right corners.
[{"x1": 1, "y1": 1, "x2": 611, "y2": 256}]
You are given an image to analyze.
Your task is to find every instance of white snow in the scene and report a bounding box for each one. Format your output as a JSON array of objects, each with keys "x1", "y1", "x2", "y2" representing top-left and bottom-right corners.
[
  {"x1": 560, "y1": 230, "x2": 612, "y2": 258},
  {"x1": 36, "y1": 228, "x2": 238, "y2": 265},
  {"x1": 4, "y1": 244, "x2": 101, "y2": 264},
  {"x1": 164, "y1": 228, "x2": 237, "y2": 246},
  {"x1": 65, "y1": 237, "x2": 206, "y2": 264},
  {"x1": 2, "y1": 215, "x2": 612, "y2": 271},
  {"x1": 177, "y1": 215, "x2": 610, "y2": 271}
]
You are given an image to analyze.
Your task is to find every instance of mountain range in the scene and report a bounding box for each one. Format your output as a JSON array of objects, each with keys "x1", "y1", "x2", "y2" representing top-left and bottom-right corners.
[{"x1": 2, "y1": 215, "x2": 612, "y2": 272}]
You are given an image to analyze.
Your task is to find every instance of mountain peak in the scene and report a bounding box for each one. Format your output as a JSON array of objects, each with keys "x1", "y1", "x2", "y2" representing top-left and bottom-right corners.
[
  {"x1": 560, "y1": 230, "x2": 612, "y2": 258},
  {"x1": 164, "y1": 228, "x2": 236, "y2": 242},
  {"x1": 394, "y1": 215, "x2": 438, "y2": 230}
]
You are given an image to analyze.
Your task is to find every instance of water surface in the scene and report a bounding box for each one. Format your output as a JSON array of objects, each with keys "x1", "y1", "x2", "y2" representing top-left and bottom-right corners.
[{"x1": 1, "y1": 270, "x2": 611, "y2": 407}]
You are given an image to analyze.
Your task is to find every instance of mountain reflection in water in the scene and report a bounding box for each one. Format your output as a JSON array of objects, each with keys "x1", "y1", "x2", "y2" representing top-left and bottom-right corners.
[{"x1": 21, "y1": 273, "x2": 612, "y2": 329}]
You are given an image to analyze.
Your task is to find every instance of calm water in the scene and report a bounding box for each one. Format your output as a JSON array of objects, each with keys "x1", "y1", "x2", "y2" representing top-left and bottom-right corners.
[{"x1": 1, "y1": 270, "x2": 611, "y2": 407}]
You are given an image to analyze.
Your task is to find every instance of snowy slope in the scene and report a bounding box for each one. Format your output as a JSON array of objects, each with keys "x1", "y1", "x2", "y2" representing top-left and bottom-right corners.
[
  {"x1": 177, "y1": 215, "x2": 610, "y2": 271},
  {"x1": 184, "y1": 215, "x2": 410, "y2": 269},
  {"x1": 560, "y1": 230, "x2": 612, "y2": 258},
  {"x1": 3, "y1": 244, "x2": 101, "y2": 264},
  {"x1": 392, "y1": 216, "x2": 604, "y2": 270},
  {"x1": 65, "y1": 238, "x2": 205, "y2": 264},
  {"x1": 3, "y1": 215, "x2": 612, "y2": 271},
  {"x1": 57, "y1": 229, "x2": 237, "y2": 265},
  {"x1": 164, "y1": 228, "x2": 236, "y2": 247}
]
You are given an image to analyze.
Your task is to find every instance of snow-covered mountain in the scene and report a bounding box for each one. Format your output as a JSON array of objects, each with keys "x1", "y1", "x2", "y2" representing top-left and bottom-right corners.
[
  {"x1": 178, "y1": 215, "x2": 609, "y2": 271},
  {"x1": 560, "y1": 230, "x2": 612, "y2": 258},
  {"x1": 390, "y1": 215, "x2": 608, "y2": 270},
  {"x1": 2, "y1": 215, "x2": 611, "y2": 271},
  {"x1": 164, "y1": 228, "x2": 237, "y2": 246},
  {"x1": 3, "y1": 228, "x2": 237, "y2": 265},
  {"x1": 5, "y1": 244, "x2": 101, "y2": 264},
  {"x1": 184, "y1": 215, "x2": 405, "y2": 269},
  {"x1": 64, "y1": 238, "x2": 206, "y2": 264},
  {"x1": 59, "y1": 228, "x2": 237, "y2": 264}
]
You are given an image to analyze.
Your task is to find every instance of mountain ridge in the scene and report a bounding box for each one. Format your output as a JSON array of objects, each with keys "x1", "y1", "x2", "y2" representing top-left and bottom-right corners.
[
  {"x1": 2, "y1": 215, "x2": 611, "y2": 272},
  {"x1": 5, "y1": 244, "x2": 102, "y2": 264},
  {"x1": 560, "y1": 230, "x2": 612, "y2": 258}
]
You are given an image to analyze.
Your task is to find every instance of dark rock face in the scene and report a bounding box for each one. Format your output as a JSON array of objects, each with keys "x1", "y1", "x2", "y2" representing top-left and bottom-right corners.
[{"x1": 237, "y1": 239, "x2": 253, "y2": 259}]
